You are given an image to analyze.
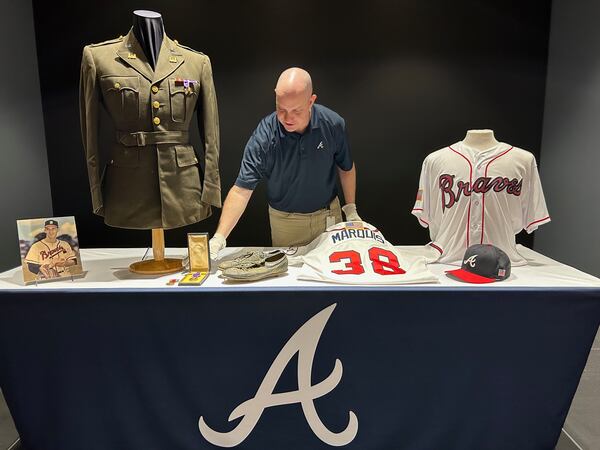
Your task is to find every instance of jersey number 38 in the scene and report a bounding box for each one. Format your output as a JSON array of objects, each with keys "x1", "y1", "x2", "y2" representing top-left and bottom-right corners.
[{"x1": 329, "y1": 247, "x2": 406, "y2": 276}]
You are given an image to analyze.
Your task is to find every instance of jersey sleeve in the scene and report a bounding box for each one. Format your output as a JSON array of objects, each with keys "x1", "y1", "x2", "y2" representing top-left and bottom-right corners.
[
  {"x1": 234, "y1": 120, "x2": 271, "y2": 190},
  {"x1": 411, "y1": 157, "x2": 431, "y2": 228},
  {"x1": 523, "y1": 156, "x2": 551, "y2": 233},
  {"x1": 24, "y1": 242, "x2": 42, "y2": 265},
  {"x1": 333, "y1": 118, "x2": 353, "y2": 171},
  {"x1": 61, "y1": 242, "x2": 77, "y2": 261}
]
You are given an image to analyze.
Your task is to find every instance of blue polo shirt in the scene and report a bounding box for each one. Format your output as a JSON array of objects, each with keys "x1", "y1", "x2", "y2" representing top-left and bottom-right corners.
[{"x1": 235, "y1": 104, "x2": 353, "y2": 213}]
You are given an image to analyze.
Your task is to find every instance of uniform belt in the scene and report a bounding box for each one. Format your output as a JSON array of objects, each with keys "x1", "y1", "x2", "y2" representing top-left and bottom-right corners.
[{"x1": 117, "y1": 131, "x2": 190, "y2": 147}]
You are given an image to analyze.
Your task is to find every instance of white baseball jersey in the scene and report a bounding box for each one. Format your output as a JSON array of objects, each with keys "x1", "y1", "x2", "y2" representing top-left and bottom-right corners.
[
  {"x1": 412, "y1": 142, "x2": 550, "y2": 266},
  {"x1": 296, "y1": 221, "x2": 439, "y2": 284},
  {"x1": 24, "y1": 239, "x2": 77, "y2": 275}
]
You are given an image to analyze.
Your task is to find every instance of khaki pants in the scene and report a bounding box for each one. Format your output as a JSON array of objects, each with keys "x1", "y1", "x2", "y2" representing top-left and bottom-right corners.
[{"x1": 269, "y1": 198, "x2": 343, "y2": 247}]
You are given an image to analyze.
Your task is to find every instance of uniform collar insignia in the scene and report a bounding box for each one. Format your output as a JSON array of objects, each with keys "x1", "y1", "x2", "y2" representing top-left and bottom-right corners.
[{"x1": 116, "y1": 29, "x2": 185, "y2": 84}]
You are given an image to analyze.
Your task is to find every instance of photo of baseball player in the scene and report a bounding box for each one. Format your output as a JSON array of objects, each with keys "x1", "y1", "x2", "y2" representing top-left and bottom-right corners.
[{"x1": 17, "y1": 216, "x2": 84, "y2": 284}]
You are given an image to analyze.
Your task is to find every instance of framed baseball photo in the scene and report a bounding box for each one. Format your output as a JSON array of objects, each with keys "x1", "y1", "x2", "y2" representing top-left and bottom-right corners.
[{"x1": 17, "y1": 216, "x2": 84, "y2": 285}]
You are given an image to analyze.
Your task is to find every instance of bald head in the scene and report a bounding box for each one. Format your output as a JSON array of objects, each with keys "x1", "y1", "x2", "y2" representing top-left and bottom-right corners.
[
  {"x1": 274, "y1": 67, "x2": 317, "y2": 134},
  {"x1": 275, "y1": 67, "x2": 313, "y2": 98}
]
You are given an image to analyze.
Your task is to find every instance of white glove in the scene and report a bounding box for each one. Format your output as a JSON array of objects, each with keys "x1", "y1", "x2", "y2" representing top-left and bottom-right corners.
[
  {"x1": 209, "y1": 233, "x2": 226, "y2": 259},
  {"x1": 342, "y1": 203, "x2": 362, "y2": 222}
]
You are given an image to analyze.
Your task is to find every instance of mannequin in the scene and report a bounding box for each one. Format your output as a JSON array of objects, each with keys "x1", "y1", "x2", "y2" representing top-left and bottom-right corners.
[
  {"x1": 462, "y1": 129, "x2": 499, "y2": 152},
  {"x1": 132, "y1": 10, "x2": 164, "y2": 70}
]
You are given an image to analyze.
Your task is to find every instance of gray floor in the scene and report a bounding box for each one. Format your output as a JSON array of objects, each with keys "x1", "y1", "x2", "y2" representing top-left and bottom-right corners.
[
  {"x1": 1, "y1": 331, "x2": 598, "y2": 450},
  {"x1": 0, "y1": 390, "x2": 18, "y2": 449},
  {"x1": 558, "y1": 328, "x2": 600, "y2": 450}
]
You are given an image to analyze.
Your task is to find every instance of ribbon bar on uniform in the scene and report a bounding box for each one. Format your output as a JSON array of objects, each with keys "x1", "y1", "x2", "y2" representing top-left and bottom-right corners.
[{"x1": 117, "y1": 131, "x2": 190, "y2": 147}]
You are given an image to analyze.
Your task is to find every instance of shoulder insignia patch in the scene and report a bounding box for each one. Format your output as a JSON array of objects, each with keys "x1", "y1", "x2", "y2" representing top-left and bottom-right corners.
[
  {"x1": 89, "y1": 35, "x2": 124, "y2": 47},
  {"x1": 174, "y1": 41, "x2": 205, "y2": 55}
]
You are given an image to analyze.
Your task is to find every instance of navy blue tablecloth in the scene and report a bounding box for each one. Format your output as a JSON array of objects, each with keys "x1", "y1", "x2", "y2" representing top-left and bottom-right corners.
[{"x1": 1, "y1": 287, "x2": 599, "y2": 450}]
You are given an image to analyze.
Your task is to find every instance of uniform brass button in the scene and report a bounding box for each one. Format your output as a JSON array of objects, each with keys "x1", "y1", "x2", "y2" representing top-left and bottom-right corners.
[
  {"x1": 152, "y1": 85, "x2": 159, "y2": 94},
  {"x1": 153, "y1": 117, "x2": 161, "y2": 125},
  {"x1": 114, "y1": 82, "x2": 121, "y2": 89},
  {"x1": 152, "y1": 101, "x2": 160, "y2": 109}
]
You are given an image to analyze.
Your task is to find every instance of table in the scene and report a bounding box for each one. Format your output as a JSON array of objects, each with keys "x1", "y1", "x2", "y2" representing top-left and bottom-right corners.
[{"x1": 0, "y1": 246, "x2": 599, "y2": 450}]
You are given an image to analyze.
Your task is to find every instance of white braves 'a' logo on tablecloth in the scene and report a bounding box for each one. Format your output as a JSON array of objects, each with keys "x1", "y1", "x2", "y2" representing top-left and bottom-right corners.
[{"x1": 198, "y1": 303, "x2": 358, "y2": 447}]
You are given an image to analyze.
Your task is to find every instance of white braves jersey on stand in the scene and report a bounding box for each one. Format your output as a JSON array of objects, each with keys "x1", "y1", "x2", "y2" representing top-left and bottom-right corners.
[
  {"x1": 412, "y1": 142, "x2": 550, "y2": 266},
  {"x1": 295, "y1": 221, "x2": 439, "y2": 285}
]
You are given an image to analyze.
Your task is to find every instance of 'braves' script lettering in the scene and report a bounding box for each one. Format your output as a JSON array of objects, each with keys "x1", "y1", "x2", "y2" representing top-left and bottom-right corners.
[
  {"x1": 39, "y1": 246, "x2": 67, "y2": 261},
  {"x1": 198, "y1": 303, "x2": 358, "y2": 447},
  {"x1": 439, "y1": 174, "x2": 522, "y2": 212}
]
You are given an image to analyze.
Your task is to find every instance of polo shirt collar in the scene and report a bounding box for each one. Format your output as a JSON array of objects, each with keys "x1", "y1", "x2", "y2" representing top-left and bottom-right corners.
[
  {"x1": 277, "y1": 105, "x2": 320, "y2": 138},
  {"x1": 309, "y1": 105, "x2": 320, "y2": 130}
]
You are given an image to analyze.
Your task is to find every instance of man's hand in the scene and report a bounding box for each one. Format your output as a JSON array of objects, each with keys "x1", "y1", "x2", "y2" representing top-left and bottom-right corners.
[
  {"x1": 342, "y1": 203, "x2": 362, "y2": 222},
  {"x1": 209, "y1": 185, "x2": 253, "y2": 258},
  {"x1": 209, "y1": 233, "x2": 227, "y2": 259}
]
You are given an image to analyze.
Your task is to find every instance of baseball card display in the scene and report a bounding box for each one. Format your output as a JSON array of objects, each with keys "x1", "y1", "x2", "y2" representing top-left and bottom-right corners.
[
  {"x1": 295, "y1": 221, "x2": 438, "y2": 285},
  {"x1": 17, "y1": 216, "x2": 84, "y2": 284},
  {"x1": 412, "y1": 141, "x2": 550, "y2": 266}
]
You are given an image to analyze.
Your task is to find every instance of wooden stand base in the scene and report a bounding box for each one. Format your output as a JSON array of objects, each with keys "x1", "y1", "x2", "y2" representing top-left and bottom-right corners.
[
  {"x1": 129, "y1": 228, "x2": 182, "y2": 275},
  {"x1": 129, "y1": 258, "x2": 182, "y2": 275}
]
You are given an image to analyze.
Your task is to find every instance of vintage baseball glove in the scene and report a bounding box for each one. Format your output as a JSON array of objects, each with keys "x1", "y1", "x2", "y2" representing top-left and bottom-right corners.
[{"x1": 39, "y1": 264, "x2": 59, "y2": 279}]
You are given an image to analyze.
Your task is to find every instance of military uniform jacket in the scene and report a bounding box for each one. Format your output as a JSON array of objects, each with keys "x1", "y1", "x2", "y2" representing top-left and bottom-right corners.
[{"x1": 79, "y1": 29, "x2": 221, "y2": 229}]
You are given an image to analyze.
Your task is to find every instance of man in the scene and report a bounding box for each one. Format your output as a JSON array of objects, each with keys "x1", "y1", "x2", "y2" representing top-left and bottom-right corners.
[
  {"x1": 209, "y1": 67, "x2": 361, "y2": 257},
  {"x1": 24, "y1": 220, "x2": 78, "y2": 279}
]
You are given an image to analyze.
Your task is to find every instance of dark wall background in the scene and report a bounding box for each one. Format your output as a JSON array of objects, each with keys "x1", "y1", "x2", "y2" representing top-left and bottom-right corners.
[
  {"x1": 32, "y1": 0, "x2": 552, "y2": 249},
  {"x1": 0, "y1": 0, "x2": 52, "y2": 271},
  {"x1": 535, "y1": 0, "x2": 600, "y2": 278}
]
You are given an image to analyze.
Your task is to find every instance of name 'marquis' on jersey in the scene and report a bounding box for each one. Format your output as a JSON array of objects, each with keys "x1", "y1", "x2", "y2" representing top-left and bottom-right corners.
[{"x1": 294, "y1": 221, "x2": 438, "y2": 285}]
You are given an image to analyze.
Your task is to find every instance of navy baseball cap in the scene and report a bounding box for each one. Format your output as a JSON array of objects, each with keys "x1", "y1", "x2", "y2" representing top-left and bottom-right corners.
[
  {"x1": 446, "y1": 244, "x2": 511, "y2": 283},
  {"x1": 44, "y1": 219, "x2": 58, "y2": 227}
]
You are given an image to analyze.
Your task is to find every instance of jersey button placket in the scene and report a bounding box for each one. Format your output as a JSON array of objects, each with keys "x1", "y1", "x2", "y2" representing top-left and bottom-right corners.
[
  {"x1": 468, "y1": 156, "x2": 482, "y2": 244},
  {"x1": 472, "y1": 156, "x2": 486, "y2": 242}
]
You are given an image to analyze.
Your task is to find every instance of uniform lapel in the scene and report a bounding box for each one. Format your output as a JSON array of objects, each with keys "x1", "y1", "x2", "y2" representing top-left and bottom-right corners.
[
  {"x1": 116, "y1": 29, "x2": 154, "y2": 82},
  {"x1": 152, "y1": 35, "x2": 184, "y2": 85}
]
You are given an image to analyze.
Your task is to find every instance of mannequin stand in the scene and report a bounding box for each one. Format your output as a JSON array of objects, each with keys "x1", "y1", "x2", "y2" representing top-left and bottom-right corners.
[{"x1": 129, "y1": 228, "x2": 182, "y2": 275}]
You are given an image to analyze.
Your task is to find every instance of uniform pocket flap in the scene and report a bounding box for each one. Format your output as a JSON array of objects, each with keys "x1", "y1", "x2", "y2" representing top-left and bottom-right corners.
[
  {"x1": 175, "y1": 145, "x2": 199, "y2": 167},
  {"x1": 169, "y1": 78, "x2": 198, "y2": 95},
  {"x1": 100, "y1": 75, "x2": 140, "y2": 93},
  {"x1": 169, "y1": 79, "x2": 187, "y2": 95}
]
